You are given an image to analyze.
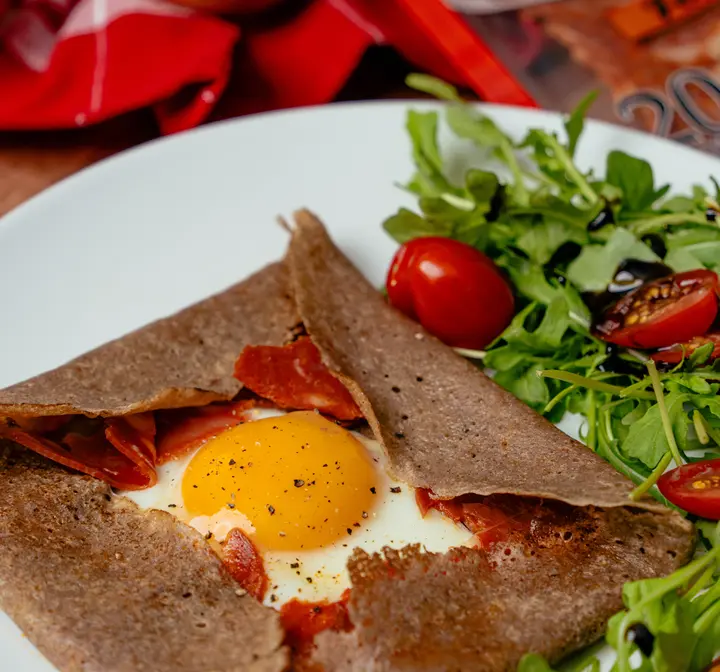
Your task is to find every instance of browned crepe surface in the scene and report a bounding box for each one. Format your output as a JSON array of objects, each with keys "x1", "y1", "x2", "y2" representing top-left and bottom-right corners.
[
  {"x1": 0, "y1": 262, "x2": 300, "y2": 418},
  {"x1": 288, "y1": 210, "x2": 695, "y2": 670},
  {"x1": 289, "y1": 210, "x2": 663, "y2": 509},
  {"x1": 0, "y1": 446, "x2": 288, "y2": 672},
  {"x1": 312, "y1": 506, "x2": 693, "y2": 672}
]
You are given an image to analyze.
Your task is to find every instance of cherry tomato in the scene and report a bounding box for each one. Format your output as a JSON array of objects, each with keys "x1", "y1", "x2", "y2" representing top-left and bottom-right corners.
[
  {"x1": 386, "y1": 237, "x2": 514, "y2": 350},
  {"x1": 657, "y1": 458, "x2": 720, "y2": 519},
  {"x1": 651, "y1": 332, "x2": 720, "y2": 365},
  {"x1": 592, "y1": 269, "x2": 719, "y2": 349}
]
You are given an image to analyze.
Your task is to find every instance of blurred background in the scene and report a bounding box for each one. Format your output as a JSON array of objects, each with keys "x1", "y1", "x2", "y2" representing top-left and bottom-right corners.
[{"x1": 1, "y1": 0, "x2": 720, "y2": 216}]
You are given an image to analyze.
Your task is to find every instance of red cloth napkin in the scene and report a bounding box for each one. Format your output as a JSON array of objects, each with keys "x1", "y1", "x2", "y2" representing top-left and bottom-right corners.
[{"x1": 0, "y1": 0, "x2": 535, "y2": 134}]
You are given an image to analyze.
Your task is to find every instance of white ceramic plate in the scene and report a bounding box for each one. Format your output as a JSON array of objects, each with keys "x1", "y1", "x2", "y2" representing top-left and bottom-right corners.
[{"x1": 1, "y1": 101, "x2": 718, "y2": 671}]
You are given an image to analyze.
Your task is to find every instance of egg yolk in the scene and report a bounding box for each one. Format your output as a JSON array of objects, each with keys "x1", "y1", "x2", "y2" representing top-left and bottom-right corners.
[{"x1": 182, "y1": 411, "x2": 378, "y2": 551}]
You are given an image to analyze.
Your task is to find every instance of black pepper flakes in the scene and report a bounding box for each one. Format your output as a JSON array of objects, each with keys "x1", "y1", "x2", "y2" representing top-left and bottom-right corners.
[
  {"x1": 227, "y1": 502, "x2": 235, "y2": 509},
  {"x1": 390, "y1": 487, "x2": 401, "y2": 494},
  {"x1": 270, "y1": 594, "x2": 278, "y2": 603},
  {"x1": 228, "y1": 459, "x2": 236, "y2": 466},
  {"x1": 347, "y1": 528, "x2": 353, "y2": 535},
  {"x1": 290, "y1": 562, "x2": 300, "y2": 569},
  {"x1": 362, "y1": 511, "x2": 368, "y2": 519},
  {"x1": 294, "y1": 479, "x2": 305, "y2": 488},
  {"x1": 370, "y1": 487, "x2": 376, "y2": 494},
  {"x1": 167, "y1": 504, "x2": 177, "y2": 508},
  {"x1": 313, "y1": 606, "x2": 322, "y2": 614},
  {"x1": 267, "y1": 505, "x2": 276, "y2": 515},
  {"x1": 306, "y1": 577, "x2": 313, "y2": 584}
]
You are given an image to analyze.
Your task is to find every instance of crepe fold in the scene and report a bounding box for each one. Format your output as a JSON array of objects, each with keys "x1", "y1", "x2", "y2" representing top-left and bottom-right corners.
[
  {"x1": 0, "y1": 447, "x2": 288, "y2": 672},
  {"x1": 0, "y1": 262, "x2": 300, "y2": 418},
  {"x1": 288, "y1": 210, "x2": 695, "y2": 671}
]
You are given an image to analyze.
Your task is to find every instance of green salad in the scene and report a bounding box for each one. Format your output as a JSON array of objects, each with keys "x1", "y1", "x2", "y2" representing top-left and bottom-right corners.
[{"x1": 381, "y1": 75, "x2": 720, "y2": 672}]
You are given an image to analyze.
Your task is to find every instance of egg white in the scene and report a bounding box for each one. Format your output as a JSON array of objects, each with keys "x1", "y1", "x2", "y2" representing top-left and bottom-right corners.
[{"x1": 120, "y1": 408, "x2": 474, "y2": 607}]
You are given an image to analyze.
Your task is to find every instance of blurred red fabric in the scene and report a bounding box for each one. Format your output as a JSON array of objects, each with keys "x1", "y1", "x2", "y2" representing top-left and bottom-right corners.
[{"x1": 0, "y1": 0, "x2": 535, "y2": 134}]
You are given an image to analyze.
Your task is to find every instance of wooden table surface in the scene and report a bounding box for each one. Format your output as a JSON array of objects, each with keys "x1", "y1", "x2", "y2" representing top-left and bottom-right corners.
[
  {"x1": 0, "y1": 47, "x2": 420, "y2": 218},
  {"x1": 0, "y1": 111, "x2": 158, "y2": 217}
]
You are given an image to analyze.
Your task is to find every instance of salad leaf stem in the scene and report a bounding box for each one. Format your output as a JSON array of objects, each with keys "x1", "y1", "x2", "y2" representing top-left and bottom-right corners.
[
  {"x1": 626, "y1": 212, "x2": 711, "y2": 236},
  {"x1": 585, "y1": 391, "x2": 597, "y2": 452},
  {"x1": 647, "y1": 359, "x2": 684, "y2": 466},
  {"x1": 694, "y1": 410, "x2": 711, "y2": 445},
  {"x1": 630, "y1": 451, "x2": 672, "y2": 500},
  {"x1": 694, "y1": 599, "x2": 720, "y2": 636},
  {"x1": 543, "y1": 384, "x2": 577, "y2": 414},
  {"x1": 500, "y1": 141, "x2": 529, "y2": 206},
  {"x1": 685, "y1": 564, "x2": 717, "y2": 602},
  {"x1": 543, "y1": 134, "x2": 598, "y2": 205},
  {"x1": 454, "y1": 347, "x2": 487, "y2": 360},
  {"x1": 698, "y1": 413, "x2": 720, "y2": 446},
  {"x1": 538, "y1": 370, "x2": 655, "y2": 399}
]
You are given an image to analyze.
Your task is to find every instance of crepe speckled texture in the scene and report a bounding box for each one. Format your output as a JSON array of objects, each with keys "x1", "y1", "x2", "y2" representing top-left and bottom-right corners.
[
  {"x1": 311, "y1": 507, "x2": 692, "y2": 672},
  {"x1": 0, "y1": 446, "x2": 288, "y2": 672},
  {"x1": 289, "y1": 210, "x2": 663, "y2": 509},
  {"x1": 288, "y1": 210, "x2": 695, "y2": 670},
  {"x1": 0, "y1": 262, "x2": 300, "y2": 418}
]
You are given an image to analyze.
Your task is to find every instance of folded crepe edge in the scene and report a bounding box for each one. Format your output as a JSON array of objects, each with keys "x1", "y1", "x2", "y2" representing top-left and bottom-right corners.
[
  {"x1": 287, "y1": 208, "x2": 691, "y2": 525},
  {"x1": 0, "y1": 261, "x2": 300, "y2": 419}
]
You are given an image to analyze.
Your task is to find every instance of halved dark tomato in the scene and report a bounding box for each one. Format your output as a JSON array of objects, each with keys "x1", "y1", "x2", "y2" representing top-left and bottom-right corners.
[
  {"x1": 657, "y1": 458, "x2": 720, "y2": 520},
  {"x1": 651, "y1": 332, "x2": 720, "y2": 365},
  {"x1": 592, "y1": 269, "x2": 719, "y2": 349}
]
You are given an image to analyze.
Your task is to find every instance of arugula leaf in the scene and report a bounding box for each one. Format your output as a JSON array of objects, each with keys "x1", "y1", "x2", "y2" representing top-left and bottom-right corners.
[
  {"x1": 564, "y1": 90, "x2": 598, "y2": 157},
  {"x1": 690, "y1": 342, "x2": 716, "y2": 369},
  {"x1": 606, "y1": 151, "x2": 667, "y2": 212},
  {"x1": 668, "y1": 232, "x2": 720, "y2": 268},
  {"x1": 566, "y1": 228, "x2": 660, "y2": 292},
  {"x1": 501, "y1": 258, "x2": 560, "y2": 305},
  {"x1": 661, "y1": 195, "x2": 698, "y2": 213},
  {"x1": 522, "y1": 129, "x2": 598, "y2": 204},
  {"x1": 383, "y1": 208, "x2": 449, "y2": 244},
  {"x1": 623, "y1": 392, "x2": 689, "y2": 468},
  {"x1": 406, "y1": 110, "x2": 457, "y2": 197},
  {"x1": 444, "y1": 104, "x2": 529, "y2": 206},
  {"x1": 405, "y1": 73, "x2": 461, "y2": 102},
  {"x1": 466, "y1": 169, "x2": 500, "y2": 207},
  {"x1": 664, "y1": 248, "x2": 706, "y2": 272},
  {"x1": 516, "y1": 220, "x2": 581, "y2": 266}
]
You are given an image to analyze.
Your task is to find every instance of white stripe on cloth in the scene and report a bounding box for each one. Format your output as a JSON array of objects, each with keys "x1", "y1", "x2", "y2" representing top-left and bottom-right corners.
[
  {"x1": 90, "y1": 0, "x2": 108, "y2": 114},
  {"x1": 60, "y1": 0, "x2": 190, "y2": 38},
  {"x1": 325, "y1": 0, "x2": 386, "y2": 44}
]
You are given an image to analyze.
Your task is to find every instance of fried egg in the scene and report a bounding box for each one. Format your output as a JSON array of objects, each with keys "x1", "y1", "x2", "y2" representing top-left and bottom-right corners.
[{"x1": 121, "y1": 408, "x2": 473, "y2": 607}]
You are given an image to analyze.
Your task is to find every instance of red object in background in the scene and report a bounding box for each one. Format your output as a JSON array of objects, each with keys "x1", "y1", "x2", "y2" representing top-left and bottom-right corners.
[{"x1": 0, "y1": 0, "x2": 534, "y2": 135}]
